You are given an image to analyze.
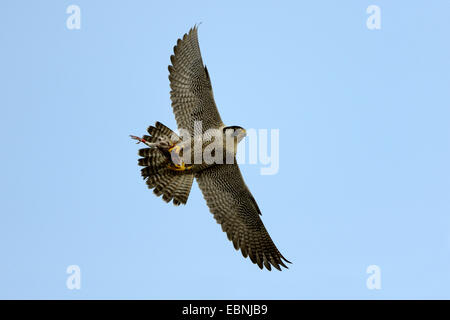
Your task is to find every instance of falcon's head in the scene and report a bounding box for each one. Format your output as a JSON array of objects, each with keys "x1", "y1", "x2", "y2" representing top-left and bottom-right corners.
[{"x1": 223, "y1": 126, "x2": 247, "y2": 144}]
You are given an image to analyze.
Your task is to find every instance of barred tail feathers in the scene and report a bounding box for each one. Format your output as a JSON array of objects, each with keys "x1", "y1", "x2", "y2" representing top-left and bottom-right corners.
[{"x1": 137, "y1": 122, "x2": 194, "y2": 206}]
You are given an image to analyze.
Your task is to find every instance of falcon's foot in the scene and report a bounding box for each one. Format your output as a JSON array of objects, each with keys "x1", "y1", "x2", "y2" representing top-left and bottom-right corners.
[
  {"x1": 168, "y1": 163, "x2": 193, "y2": 171},
  {"x1": 168, "y1": 144, "x2": 192, "y2": 171}
]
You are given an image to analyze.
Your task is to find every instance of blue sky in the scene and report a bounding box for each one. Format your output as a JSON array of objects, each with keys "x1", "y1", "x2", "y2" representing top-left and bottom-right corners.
[{"x1": 1, "y1": 1, "x2": 449, "y2": 299}]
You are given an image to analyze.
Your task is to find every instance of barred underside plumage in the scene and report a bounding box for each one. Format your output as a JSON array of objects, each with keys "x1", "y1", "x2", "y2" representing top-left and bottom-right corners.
[
  {"x1": 195, "y1": 163, "x2": 291, "y2": 271},
  {"x1": 168, "y1": 25, "x2": 224, "y2": 136}
]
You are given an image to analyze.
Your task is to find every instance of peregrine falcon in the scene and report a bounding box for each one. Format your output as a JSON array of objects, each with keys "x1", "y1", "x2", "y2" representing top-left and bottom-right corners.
[{"x1": 130, "y1": 26, "x2": 290, "y2": 271}]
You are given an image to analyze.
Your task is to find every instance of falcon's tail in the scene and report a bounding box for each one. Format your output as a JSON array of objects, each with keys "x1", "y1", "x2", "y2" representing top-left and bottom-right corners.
[{"x1": 137, "y1": 122, "x2": 194, "y2": 206}]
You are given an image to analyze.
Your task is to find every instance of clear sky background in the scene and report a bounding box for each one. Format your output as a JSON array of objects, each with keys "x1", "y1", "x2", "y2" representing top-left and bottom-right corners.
[{"x1": 1, "y1": 1, "x2": 449, "y2": 299}]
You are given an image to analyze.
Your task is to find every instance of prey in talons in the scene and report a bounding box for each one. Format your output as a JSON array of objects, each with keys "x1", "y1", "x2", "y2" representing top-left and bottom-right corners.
[{"x1": 130, "y1": 134, "x2": 192, "y2": 172}]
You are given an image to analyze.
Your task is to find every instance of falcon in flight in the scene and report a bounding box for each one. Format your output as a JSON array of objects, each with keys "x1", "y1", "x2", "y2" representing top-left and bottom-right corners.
[{"x1": 130, "y1": 26, "x2": 290, "y2": 271}]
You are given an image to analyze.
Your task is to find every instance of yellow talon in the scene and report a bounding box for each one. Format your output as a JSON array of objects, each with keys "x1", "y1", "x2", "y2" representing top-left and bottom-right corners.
[
  {"x1": 168, "y1": 163, "x2": 192, "y2": 171},
  {"x1": 167, "y1": 144, "x2": 192, "y2": 171},
  {"x1": 168, "y1": 145, "x2": 181, "y2": 153},
  {"x1": 171, "y1": 163, "x2": 185, "y2": 171}
]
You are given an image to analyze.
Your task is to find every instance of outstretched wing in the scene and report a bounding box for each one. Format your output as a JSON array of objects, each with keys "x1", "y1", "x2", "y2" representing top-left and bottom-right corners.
[
  {"x1": 195, "y1": 163, "x2": 291, "y2": 271},
  {"x1": 168, "y1": 26, "x2": 224, "y2": 136}
]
